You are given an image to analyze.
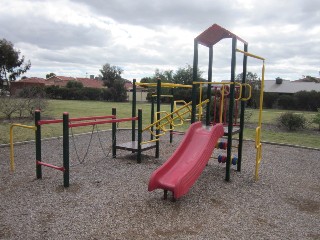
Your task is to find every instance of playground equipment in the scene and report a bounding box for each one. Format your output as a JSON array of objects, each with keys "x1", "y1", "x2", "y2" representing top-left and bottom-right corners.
[
  {"x1": 149, "y1": 23, "x2": 265, "y2": 199},
  {"x1": 148, "y1": 122, "x2": 224, "y2": 200},
  {"x1": 9, "y1": 108, "x2": 146, "y2": 187},
  {"x1": 191, "y1": 24, "x2": 265, "y2": 181}
]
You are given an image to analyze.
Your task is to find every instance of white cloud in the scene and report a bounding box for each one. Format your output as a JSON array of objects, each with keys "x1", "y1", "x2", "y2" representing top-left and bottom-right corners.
[{"x1": 0, "y1": 0, "x2": 319, "y2": 81}]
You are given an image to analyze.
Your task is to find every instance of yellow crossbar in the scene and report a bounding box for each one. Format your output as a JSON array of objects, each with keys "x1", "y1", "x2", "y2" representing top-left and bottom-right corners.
[
  {"x1": 236, "y1": 49, "x2": 265, "y2": 61},
  {"x1": 136, "y1": 82, "x2": 192, "y2": 88},
  {"x1": 10, "y1": 124, "x2": 37, "y2": 172}
]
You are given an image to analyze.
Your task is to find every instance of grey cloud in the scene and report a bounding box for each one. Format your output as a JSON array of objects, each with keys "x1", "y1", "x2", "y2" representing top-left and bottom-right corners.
[
  {"x1": 70, "y1": 0, "x2": 237, "y2": 30},
  {"x1": 0, "y1": 15, "x2": 111, "y2": 50}
]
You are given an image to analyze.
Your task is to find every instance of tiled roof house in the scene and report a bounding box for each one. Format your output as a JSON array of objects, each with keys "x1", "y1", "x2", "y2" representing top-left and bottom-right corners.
[
  {"x1": 264, "y1": 79, "x2": 320, "y2": 94},
  {"x1": 11, "y1": 76, "x2": 105, "y2": 95},
  {"x1": 46, "y1": 76, "x2": 104, "y2": 88}
]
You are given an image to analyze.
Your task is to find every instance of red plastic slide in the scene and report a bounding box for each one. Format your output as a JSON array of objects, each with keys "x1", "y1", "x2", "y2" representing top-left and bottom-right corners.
[{"x1": 148, "y1": 122, "x2": 224, "y2": 200}]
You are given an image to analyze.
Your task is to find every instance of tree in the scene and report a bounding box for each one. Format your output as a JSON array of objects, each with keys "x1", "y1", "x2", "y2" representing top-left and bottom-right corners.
[
  {"x1": 111, "y1": 79, "x2": 128, "y2": 102},
  {"x1": 236, "y1": 72, "x2": 260, "y2": 108},
  {"x1": 312, "y1": 109, "x2": 320, "y2": 131},
  {"x1": 0, "y1": 39, "x2": 31, "y2": 89},
  {"x1": 99, "y1": 63, "x2": 123, "y2": 88},
  {"x1": 173, "y1": 64, "x2": 198, "y2": 85},
  {"x1": 46, "y1": 72, "x2": 56, "y2": 79},
  {"x1": 99, "y1": 63, "x2": 127, "y2": 102}
]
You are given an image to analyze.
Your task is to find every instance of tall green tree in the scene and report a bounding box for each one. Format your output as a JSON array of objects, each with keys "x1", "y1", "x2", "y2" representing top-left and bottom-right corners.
[
  {"x1": 46, "y1": 72, "x2": 56, "y2": 79},
  {"x1": 0, "y1": 39, "x2": 31, "y2": 89},
  {"x1": 99, "y1": 63, "x2": 127, "y2": 102},
  {"x1": 99, "y1": 63, "x2": 123, "y2": 88}
]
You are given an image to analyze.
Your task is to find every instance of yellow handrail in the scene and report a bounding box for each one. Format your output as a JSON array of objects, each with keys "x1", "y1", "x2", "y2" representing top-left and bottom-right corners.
[
  {"x1": 136, "y1": 82, "x2": 192, "y2": 89},
  {"x1": 144, "y1": 99, "x2": 209, "y2": 133},
  {"x1": 241, "y1": 83, "x2": 252, "y2": 101},
  {"x1": 236, "y1": 49, "x2": 265, "y2": 61},
  {"x1": 10, "y1": 124, "x2": 37, "y2": 172}
]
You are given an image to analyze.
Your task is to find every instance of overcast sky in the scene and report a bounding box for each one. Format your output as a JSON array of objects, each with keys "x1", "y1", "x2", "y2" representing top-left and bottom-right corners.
[{"x1": 1, "y1": 0, "x2": 319, "y2": 81}]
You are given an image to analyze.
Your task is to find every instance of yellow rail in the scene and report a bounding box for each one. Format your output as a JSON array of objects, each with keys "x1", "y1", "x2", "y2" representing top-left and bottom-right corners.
[
  {"x1": 136, "y1": 82, "x2": 192, "y2": 89},
  {"x1": 236, "y1": 49, "x2": 265, "y2": 61},
  {"x1": 10, "y1": 124, "x2": 37, "y2": 172},
  {"x1": 144, "y1": 100, "x2": 209, "y2": 136},
  {"x1": 235, "y1": 49, "x2": 265, "y2": 180},
  {"x1": 254, "y1": 61, "x2": 265, "y2": 180}
]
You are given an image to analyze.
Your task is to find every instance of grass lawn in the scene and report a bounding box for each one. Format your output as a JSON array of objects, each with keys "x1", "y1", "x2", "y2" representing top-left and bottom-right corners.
[{"x1": 1, "y1": 99, "x2": 319, "y2": 148}]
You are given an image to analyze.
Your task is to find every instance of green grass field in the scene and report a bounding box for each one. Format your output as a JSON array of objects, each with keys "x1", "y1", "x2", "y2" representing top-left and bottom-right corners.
[{"x1": 1, "y1": 99, "x2": 319, "y2": 148}]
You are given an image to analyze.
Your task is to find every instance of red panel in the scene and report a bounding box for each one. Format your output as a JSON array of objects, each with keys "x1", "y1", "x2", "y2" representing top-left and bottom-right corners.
[
  {"x1": 196, "y1": 24, "x2": 247, "y2": 47},
  {"x1": 148, "y1": 122, "x2": 224, "y2": 199}
]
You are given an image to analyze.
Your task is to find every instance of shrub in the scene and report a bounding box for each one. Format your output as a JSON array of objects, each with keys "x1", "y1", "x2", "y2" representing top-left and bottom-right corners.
[
  {"x1": 66, "y1": 80, "x2": 83, "y2": 89},
  {"x1": 312, "y1": 108, "x2": 320, "y2": 131},
  {"x1": 278, "y1": 112, "x2": 306, "y2": 131},
  {"x1": 263, "y1": 92, "x2": 279, "y2": 108},
  {"x1": 277, "y1": 95, "x2": 296, "y2": 110}
]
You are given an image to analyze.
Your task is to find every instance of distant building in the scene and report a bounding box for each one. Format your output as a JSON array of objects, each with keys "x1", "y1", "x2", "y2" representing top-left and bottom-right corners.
[
  {"x1": 264, "y1": 79, "x2": 320, "y2": 94},
  {"x1": 10, "y1": 76, "x2": 105, "y2": 95},
  {"x1": 10, "y1": 77, "x2": 46, "y2": 95},
  {"x1": 46, "y1": 76, "x2": 104, "y2": 88},
  {"x1": 125, "y1": 82, "x2": 149, "y2": 102}
]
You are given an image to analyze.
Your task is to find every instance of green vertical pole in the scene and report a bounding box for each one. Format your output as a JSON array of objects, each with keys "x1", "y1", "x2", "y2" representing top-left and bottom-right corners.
[
  {"x1": 150, "y1": 96, "x2": 154, "y2": 140},
  {"x1": 226, "y1": 37, "x2": 237, "y2": 182},
  {"x1": 191, "y1": 39, "x2": 198, "y2": 123},
  {"x1": 237, "y1": 43, "x2": 248, "y2": 172},
  {"x1": 206, "y1": 46, "x2": 213, "y2": 126},
  {"x1": 155, "y1": 78, "x2": 161, "y2": 158},
  {"x1": 137, "y1": 109, "x2": 142, "y2": 163},
  {"x1": 132, "y1": 79, "x2": 136, "y2": 142},
  {"x1": 112, "y1": 108, "x2": 117, "y2": 158},
  {"x1": 63, "y1": 112, "x2": 69, "y2": 187},
  {"x1": 35, "y1": 110, "x2": 42, "y2": 179},
  {"x1": 170, "y1": 88, "x2": 174, "y2": 143}
]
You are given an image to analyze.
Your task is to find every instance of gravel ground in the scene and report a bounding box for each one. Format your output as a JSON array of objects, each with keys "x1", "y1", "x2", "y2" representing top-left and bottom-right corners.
[{"x1": 0, "y1": 129, "x2": 319, "y2": 240}]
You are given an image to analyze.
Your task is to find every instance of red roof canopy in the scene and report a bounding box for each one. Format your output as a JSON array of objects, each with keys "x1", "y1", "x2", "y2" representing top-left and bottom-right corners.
[{"x1": 195, "y1": 24, "x2": 247, "y2": 47}]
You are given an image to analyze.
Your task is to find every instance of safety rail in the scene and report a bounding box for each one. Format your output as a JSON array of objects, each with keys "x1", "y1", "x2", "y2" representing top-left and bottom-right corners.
[
  {"x1": 144, "y1": 100, "x2": 209, "y2": 138},
  {"x1": 236, "y1": 48, "x2": 265, "y2": 180},
  {"x1": 10, "y1": 124, "x2": 37, "y2": 172},
  {"x1": 68, "y1": 117, "x2": 137, "y2": 128},
  {"x1": 255, "y1": 126, "x2": 262, "y2": 180},
  {"x1": 37, "y1": 115, "x2": 116, "y2": 125},
  {"x1": 136, "y1": 82, "x2": 192, "y2": 89}
]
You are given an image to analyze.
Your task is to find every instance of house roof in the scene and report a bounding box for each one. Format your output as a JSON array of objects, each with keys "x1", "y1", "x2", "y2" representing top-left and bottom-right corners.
[
  {"x1": 47, "y1": 76, "x2": 76, "y2": 81},
  {"x1": 264, "y1": 80, "x2": 320, "y2": 93},
  {"x1": 195, "y1": 24, "x2": 247, "y2": 47},
  {"x1": 18, "y1": 77, "x2": 47, "y2": 84},
  {"x1": 76, "y1": 78, "x2": 104, "y2": 88},
  {"x1": 124, "y1": 82, "x2": 144, "y2": 90},
  {"x1": 45, "y1": 76, "x2": 104, "y2": 88}
]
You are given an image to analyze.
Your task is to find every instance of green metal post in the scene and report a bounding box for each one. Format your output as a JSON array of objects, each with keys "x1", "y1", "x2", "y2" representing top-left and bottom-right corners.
[
  {"x1": 63, "y1": 112, "x2": 69, "y2": 187},
  {"x1": 112, "y1": 108, "x2": 117, "y2": 158},
  {"x1": 237, "y1": 43, "x2": 248, "y2": 172},
  {"x1": 170, "y1": 88, "x2": 174, "y2": 143},
  {"x1": 35, "y1": 110, "x2": 42, "y2": 179},
  {"x1": 132, "y1": 79, "x2": 136, "y2": 142},
  {"x1": 191, "y1": 39, "x2": 198, "y2": 123},
  {"x1": 155, "y1": 78, "x2": 161, "y2": 158},
  {"x1": 137, "y1": 109, "x2": 142, "y2": 163},
  {"x1": 226, "y1": 37, "x2": 237, "y2": 182},
  {"x1": 206, "y1": 46, "x2": 213, "y2": 126}
]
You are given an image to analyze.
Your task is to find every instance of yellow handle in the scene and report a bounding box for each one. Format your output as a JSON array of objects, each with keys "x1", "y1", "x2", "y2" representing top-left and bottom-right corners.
[{"x1": 10, "y1": 124, "x2": 37, "y2": 172}]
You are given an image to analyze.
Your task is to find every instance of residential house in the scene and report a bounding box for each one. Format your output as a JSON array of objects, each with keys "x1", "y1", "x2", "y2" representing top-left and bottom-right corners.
[
  {"x1": 10, "y1": 77, "x2": 46, "y2": 95},
  {"x1": 264, "y1": 79, "x2": 320, "y2": 94},
  {"x1": 10, "y1": 76, "x2": 105, "y2": 95},
  {"x1": 125, "y1": 82, "x2": 149, "y2": 102}
]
